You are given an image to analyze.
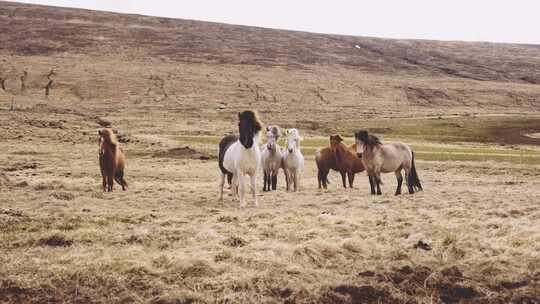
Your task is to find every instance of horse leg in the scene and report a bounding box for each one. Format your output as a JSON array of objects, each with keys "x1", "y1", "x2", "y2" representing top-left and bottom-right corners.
[
  {"x1": 395, "y1": 171, "x2": 403, "y2": 196},
  {"x1": 348, "y1": 172, "x2": 355, "y2": 188},
  {"x1": 102, "y1": 175, "x2": 107, "y2": 192},
  {"x1": 250, "y1": 174, "x2": 258, "y2": 207},
  {"x1": 293, "y1": 169, "x2": 299, "y2": 192},
  {"x1": 238, "y1": 173, "x2": 246, "y2": 207},
  {"x1": 114, "y1": 170, "x2": 127, "y2": 191},
  {"x1": 375, "y1": 173, "x2": 382, "y2": 195},
  {"x1": 231, "y1": 174, "x2": 238, "y2": 197},
  {"x1": 340, "y1": 171, "x2": 347, "y2": 188},
  {"x1": 106, "y1": 170, "x2": 114, "y2": 192},
  {"x1": 285, "y1": 169, "x2": 290, "y2": 192},
  {"x1": 368, "y1": 175, "x2": 376, "y2": 195},
  {"x1": 272, "y1": 172, "x2": 278, "y2": 191},
  {"x1": 219, "y1": 172, "x2": 226, "y2": 201},
  {"x1": 263, "y1": 171, "x2": 268, "y2": 192},
  {"x1": 322, "y1": 169, "x2": 329, "y2": 189},
  {"x1": 317, "y1": 170, "x2": 322, "y2": 189},
  {"x1": 405, "y1": 168, "x2": 414, "y2": 194}
]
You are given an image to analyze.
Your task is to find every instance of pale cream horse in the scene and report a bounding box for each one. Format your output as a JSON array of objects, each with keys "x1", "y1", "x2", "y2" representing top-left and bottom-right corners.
[{"x1": 354, "y1": 130, "x2": 422, "y2": 195}]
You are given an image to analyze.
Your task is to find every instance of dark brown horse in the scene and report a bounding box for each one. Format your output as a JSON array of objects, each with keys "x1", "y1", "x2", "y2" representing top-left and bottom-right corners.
[
  {"x1": 99, "y1": 128, "x2": 128, "y2": 192},
  {"x1": 329, "y1": 135, "x2": 365, "y2": 188}
]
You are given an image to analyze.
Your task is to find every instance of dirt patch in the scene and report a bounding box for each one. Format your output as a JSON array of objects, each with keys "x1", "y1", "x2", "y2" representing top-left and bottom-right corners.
[
  {"x1": 37, "y1": 234, "x2": 73, "y2": 247},
  {"x1": 222, "y1": 236, "x2": 247, "y2": 248},
  {"x1": 33, "y1": 180, "x2": 65, "y2": 191},
  {"x1": 435, "y1": 283, "x2": 480, "y2": 303},
  {"x1": 150, "y1": 297, "x2": 195, "y2": 304},
  {"x1": 51, "y1": 191, "x2": 76, "y2": 201},
  {"x1": 25, "y1": 119, "x2": 65, "y2": 129},
  {"x1": 177, "y1": 260, "x2": 217, "y2": 279},
  {"x1": 153, "y1": 146, "x2": 214, "y2": 160},
  {"x1": 0, "y1": 174, "x2": 28, "y2": 189},
  {"x1": 321, "y1": 285, "x2": 396, "y2": 304},
  {"x1": 404, "y1": 86, "x2": 452, "y2": 106},
  {"x1": 0, "y1": 208, "x2": 24, "y2": 217},
  {"x1": 3, "y1": 162, "x2": 38, "y2": 172}
]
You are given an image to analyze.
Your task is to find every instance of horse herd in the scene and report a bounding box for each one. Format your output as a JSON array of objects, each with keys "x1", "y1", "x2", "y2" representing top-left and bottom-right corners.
[{"x1": 99, "y1": 110, "x2": 422, "y2": 207}]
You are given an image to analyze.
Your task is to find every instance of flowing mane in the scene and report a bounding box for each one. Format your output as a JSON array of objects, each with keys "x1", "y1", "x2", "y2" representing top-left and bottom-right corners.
[
  {"x1": 355, "y1": 130, "x2": 382, "y2": 147},
  {"x1": 239, "y1": 110, "x2": 262, "y2": 134}
]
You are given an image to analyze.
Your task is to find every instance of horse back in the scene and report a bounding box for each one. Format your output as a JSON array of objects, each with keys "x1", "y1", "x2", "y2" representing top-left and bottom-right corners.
[
  {"x1": 315, "y1": 147, "x2": 337, "y2": 171},
  {"x1": 379, "y1": 142, "x2": 412, "y2": 171}
]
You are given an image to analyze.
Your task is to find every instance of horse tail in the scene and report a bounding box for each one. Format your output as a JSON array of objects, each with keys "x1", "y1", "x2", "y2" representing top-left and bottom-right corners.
[
  {"x1": 114, "y1": 168, "x2": 128, "y2": 190},
  {"x1": 409, "y1": 151, "x2": 423, "y2": 191}
]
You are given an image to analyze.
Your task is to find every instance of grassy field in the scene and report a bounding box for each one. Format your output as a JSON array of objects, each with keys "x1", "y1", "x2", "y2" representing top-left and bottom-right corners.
[{"x1": 2, "y1": 101, "x2": 540, "y2": 303}]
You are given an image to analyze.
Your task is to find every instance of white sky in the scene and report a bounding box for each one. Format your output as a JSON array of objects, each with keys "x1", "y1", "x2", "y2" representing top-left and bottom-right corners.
[{"x1": 8, "y1": 0, "x2": 540, "y2": 44}]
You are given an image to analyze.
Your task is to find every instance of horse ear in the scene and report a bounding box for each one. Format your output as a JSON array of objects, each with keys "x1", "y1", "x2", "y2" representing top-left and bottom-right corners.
[
  {"x1": 98, "y1": 130, "x2": 102, "y2": 135},
  {"x1": 238, "y1": 112, "x2": 242, "y2": 119},
  {"x1": 336, "y1": 135, "x2": 343, "y2": 142}
]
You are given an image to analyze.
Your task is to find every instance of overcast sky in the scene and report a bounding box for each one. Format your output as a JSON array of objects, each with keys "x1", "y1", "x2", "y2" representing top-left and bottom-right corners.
[{"x1": 9, "y1": 0, "x2": 540, "y2": 44}]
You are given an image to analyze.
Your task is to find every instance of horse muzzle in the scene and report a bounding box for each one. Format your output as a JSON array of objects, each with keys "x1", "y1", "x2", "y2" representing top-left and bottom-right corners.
[{"x1": 240, "y1": 137, "x2": 254, "y2": 149}]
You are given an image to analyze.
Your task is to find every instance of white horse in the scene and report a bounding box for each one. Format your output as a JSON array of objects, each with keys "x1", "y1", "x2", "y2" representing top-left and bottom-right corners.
[
  {"x1": 219, "y1": 111, "x2": 263, "y2": 207},
  {"x1": 261, "y1": 125, "x2": 283, "y2": 191},
  {"x1": 283, "y1": 128, "x2": 304, "y2": 192}
]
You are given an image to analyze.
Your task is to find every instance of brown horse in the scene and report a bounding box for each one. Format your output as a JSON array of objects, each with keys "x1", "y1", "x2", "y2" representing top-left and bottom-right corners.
[
  {"x1": 328, "y1": 135, "x2": 365, "y2": 188},
  {"x1": 315, "y1": 147, "x2": 337, "y2": 189},
  {"x1": 99, "y1": 128, "x2": 128, "y2": 192}
]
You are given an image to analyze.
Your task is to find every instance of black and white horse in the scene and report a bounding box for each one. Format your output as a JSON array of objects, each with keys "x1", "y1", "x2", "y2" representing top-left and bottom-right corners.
[{"x1": 218, "y1": 111, "x2": 263, "y2": 207}]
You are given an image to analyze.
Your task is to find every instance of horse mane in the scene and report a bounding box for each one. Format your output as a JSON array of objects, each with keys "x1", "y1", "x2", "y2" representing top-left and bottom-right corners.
[
  {"x1": 356, "y1": 130, "x2": 382, "y2": 147},
  {"x1": 239, "y1": 110, "x2": 262, "y2": 134},
  {"x1": 367, "y1": 134, "x2": 381, "y2": 146}
]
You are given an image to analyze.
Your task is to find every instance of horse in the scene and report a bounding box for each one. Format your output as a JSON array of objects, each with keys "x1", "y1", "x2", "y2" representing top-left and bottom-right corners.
[
  {"x1": 315, "y1": 147, "x2": 336, "y2": 189},
  {"x1": 261, "y1": 125, "x2": 283, "y2": 191},
  {"x1": 218, "y1": 111, "x2": 263, "y2": 207},
  {"x1": 354, "y1": 130, "x2": 422, "y2": 195},
  {"x1": 329, "y1": 135, "x2": 365, "y2": 189},
  {"x1": 283, "y1": 128, "x2": 304, "y2": 192},
  {"x1": 98, "y1": 128, "x2": 128, "y2": 192}
]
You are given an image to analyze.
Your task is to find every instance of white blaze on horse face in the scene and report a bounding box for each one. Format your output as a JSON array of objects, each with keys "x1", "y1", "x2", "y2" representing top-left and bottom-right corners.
[
  {"x1": 356, "y1": 139, "x2": 365, "y2": 154},
  {"x1": 286, "y1": 129, "x2": 300, "y2": 153},
  {"x1": 266, "y1": 131, "x2": 277, "y2": 150}
]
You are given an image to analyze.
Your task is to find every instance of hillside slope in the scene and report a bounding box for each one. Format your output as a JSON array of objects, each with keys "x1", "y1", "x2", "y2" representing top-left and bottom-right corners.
[
  {"x1": 0, "y1": 1, "x2": 539, "y2": 143},
  {"x1": 1, "y1": 1, "x2": 540, "y2": 82}
]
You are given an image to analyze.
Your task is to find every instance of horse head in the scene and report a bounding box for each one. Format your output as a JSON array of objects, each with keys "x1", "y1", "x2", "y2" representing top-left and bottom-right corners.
[
  {"x1": 238, "y1": 111, "x2": 262, "y2": 149},
  {"x1": 355, "y1": 130, "x2": 381, "y2": 154},
  {"x1": 99, "y1": 128, "x2": 118, "y2": 146},
  {"x1": 265, "y1": 125, "x2": 281, "y2": 151},
  {"x1": 286, "y1": 128, "x2": 301, "y2": 153}
]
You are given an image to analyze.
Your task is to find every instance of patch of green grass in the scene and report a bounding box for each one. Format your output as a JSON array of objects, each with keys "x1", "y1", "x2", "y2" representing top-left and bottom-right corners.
[{"x1": 175, "y1": 115, "x2": 540, "y2": 166}]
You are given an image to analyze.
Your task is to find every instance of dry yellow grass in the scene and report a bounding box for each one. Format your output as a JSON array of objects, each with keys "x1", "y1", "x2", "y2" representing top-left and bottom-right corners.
[{"x1": 2, "y1": 106, "x2": 540, "y2": 303}]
